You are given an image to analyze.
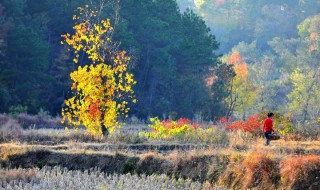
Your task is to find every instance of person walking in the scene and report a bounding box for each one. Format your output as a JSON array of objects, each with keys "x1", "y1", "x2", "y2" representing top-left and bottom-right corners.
[{"x1": 263, "y1": 112, "x2": 275, "y2": 146}]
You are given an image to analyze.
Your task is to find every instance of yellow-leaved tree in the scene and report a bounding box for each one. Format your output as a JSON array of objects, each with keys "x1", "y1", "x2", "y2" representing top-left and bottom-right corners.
[{"x1": 61, "y1": 5, "x2": 136, "y2": 136}]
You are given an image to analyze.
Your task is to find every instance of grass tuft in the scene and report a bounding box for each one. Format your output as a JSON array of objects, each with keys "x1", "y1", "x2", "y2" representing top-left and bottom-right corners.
[
  {"x1": 219, "y1": 152, "x2": 279, "y2": 189},
  {"x1": 280, "y1": 154, "x2": 320, "y2": 189}
]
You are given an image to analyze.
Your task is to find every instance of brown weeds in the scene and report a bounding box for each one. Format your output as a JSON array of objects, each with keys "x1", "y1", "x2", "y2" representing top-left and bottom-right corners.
[
  {"x1": 280, "y1": 154, "x2": 320, "y2": 189},
  {"x1": 17, "y1": 113, "x2": 62, "y2": 129},
  {"x1": 219, "y1": 152, "x2": 279, "y2": 190},
  {"x1": 0, "y1": 115, "x2": 23, "y2": 142},
  {"x1": 0, "y1": 168, "x2": 38, "y2": 182},
  {"x1": 0, "y1": 144, "x2": 26, "y2": 160}
]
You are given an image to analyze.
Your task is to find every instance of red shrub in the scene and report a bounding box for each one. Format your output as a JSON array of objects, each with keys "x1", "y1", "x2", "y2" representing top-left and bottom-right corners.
[
  {"x1": 218, "y1": 116, "x2": 233, "y2": 123},
  {"x1": 220, "y1": 115, "x2": 262, "y2": 133}
]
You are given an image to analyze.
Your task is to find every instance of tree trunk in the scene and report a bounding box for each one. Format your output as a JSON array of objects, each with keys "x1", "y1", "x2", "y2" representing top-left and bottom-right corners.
[{"x1": 101, "y1": 124, "x2": 109, "y2": 137}]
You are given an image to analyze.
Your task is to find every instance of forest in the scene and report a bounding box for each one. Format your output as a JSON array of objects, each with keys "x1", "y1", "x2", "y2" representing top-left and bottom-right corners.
[
  {"x1": 0, "y1": 0, "x2": 219, "y2": 120},
  {"x1": 178, "y1": 0, "x2": 320, "y2": 124},
  {"x1": 0, "y1": 0, "x2": 319, "y2": 125}
]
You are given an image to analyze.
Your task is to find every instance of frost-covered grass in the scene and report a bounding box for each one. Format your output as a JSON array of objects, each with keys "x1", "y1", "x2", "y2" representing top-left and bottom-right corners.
[{"x1": 0, "y1": 167, "x2": 225, "y2": 190}]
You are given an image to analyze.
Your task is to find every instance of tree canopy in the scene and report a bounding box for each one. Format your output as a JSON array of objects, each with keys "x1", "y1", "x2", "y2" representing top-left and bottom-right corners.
[{"x1": 1, "y1": 0, "x2": 319, "y2": 124}]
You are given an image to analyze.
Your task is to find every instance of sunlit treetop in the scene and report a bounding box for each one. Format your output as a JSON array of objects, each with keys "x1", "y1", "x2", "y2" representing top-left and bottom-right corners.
[
  {"x1": 61, "y1": 6, "x2": 114, "y2": 64},
  {"x1": 298, "y1": 15, "x2": 320, "y2": 52},
  {"x1": 227, "y1": 51, "x2": 248, "y2": 78}
]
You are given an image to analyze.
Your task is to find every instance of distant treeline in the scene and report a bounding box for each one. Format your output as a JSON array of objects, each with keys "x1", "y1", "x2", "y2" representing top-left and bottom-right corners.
[{"x1": 176, "y1": 0, "x2": 320, "y2": 123}]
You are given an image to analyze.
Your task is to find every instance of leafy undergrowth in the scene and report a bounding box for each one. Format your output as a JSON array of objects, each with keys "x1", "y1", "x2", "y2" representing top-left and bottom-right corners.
[{"x1": 139, "y1": 118, "x2": 229, "y2": 145}]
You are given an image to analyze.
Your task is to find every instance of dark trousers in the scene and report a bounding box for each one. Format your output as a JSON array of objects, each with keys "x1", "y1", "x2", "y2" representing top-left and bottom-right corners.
[{"x1": 264, "y1": 131, "x2": 272, "y2": 145}]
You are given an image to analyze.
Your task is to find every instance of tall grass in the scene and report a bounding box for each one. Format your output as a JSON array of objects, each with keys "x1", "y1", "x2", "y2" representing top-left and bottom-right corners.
[
  {"x1": 0, "y1": 114, "x2": 23, "y2": 142},
  {"x1": 16, "y1": 113, "x2": 62, "y2": 129},
  {"x1": 219, "y1": 152, "x2": 279, "y2": 189},
  {"x1": 280, "y1": 155, "x2": 320, "y2": 189},
  {"x1": 0, "y1": 167, "x2": 226, "y2": 190}
]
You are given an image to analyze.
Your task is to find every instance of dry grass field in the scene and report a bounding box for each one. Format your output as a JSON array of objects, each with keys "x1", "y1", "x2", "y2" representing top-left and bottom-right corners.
[{"x1": 0, "y1": 114, "x2": 319, "y2": 189}]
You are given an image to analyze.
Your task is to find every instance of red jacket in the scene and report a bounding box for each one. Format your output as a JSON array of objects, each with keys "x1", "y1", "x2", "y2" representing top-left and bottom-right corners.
[{"x1": 263, "y1": 118, "x2": 274, "y2": 132}]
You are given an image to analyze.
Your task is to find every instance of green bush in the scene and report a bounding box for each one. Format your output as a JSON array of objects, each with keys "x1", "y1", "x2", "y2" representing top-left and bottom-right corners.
[
  {"x1": 9, "y1": 105, "x2": 28, "y2": 118},
  {"x1": 140, "y1": 118, "x2": 229, "y2": 145}
]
